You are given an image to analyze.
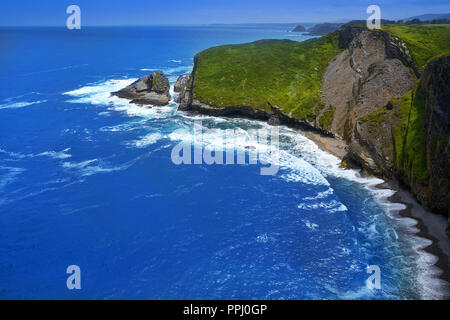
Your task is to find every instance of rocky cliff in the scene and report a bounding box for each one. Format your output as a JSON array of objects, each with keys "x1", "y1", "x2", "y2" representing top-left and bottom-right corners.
[
  {"x1": 176, "y1": 25, "x2": 450, "y2": 233},
  {"x1": 422, "y1": 55, "x2": 449, "y2": 220}
]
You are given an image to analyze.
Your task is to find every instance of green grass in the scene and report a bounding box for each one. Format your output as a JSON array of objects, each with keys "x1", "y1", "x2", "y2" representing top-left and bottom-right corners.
[
  {"x1": 359, "y1": 106, "x2": 390, "y2": 124},
  {"x1": 191, "y1": 25, "x2": 447, "y2": 185},
  {"x1": 360, "y1": 82, "x2": 429, "y2": 182},
  {"x1": 382, "y1": 24, "x2": 450, "y2": 73},
  {"x1": 193, "y1": 35, "x2": 342, "y2": 120},
  {"x1": 318, "y1": 106, "x2": 334, "y2": 131},
  {"x1": 192, "y1": 25, "x2": 450, "y2": 121},
  {"x1": 387, "y1": 83, "x2": 429, "y2": 182},
  {"x1": 398, "y1": 84, "x2": 429, "y2": 182}
]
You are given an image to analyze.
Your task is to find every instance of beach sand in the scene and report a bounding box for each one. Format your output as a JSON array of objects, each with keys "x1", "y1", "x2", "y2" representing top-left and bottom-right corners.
[{"x1": 305, "y1": 129, "x2": 450, "y2": 299}]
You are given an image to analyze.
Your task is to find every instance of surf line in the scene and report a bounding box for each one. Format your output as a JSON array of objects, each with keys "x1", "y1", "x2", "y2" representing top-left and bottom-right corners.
[{"x1": 170, "y1": 120, "x2": 280, "y2": 176}]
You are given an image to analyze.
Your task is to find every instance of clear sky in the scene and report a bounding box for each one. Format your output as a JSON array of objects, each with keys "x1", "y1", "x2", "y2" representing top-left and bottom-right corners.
[{"x1": 1, "y1": 0, "x2": 449, "y2": 26}]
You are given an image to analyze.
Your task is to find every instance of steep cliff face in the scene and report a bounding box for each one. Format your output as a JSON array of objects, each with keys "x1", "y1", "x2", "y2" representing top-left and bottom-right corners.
[
  {"x1": 421, "y1": 55, "x2": 449, "y2": 218},
  {"x1": 349, "y1": 54, "x2": 449, "y2": 234},
  {"x1": 321, "y1": 27, "x2": 416, "y2": 141},
  {"x1": 324, "y1": 28, "x2": 449, "y2": 232}
]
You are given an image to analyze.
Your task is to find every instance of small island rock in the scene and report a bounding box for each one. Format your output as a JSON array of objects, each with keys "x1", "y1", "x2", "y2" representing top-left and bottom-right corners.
[
  {"x1": 292, "y1": 25, "x2": 306, "y2": 32},
  {"x1": 112, "y1": 71, "x2": 170, "y2": 106}
]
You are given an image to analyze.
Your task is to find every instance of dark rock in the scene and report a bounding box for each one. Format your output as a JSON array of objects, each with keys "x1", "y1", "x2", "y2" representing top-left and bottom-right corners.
[
  {"x1": 422, "y1": 54, "x2": 449, "y2": 218},
  {"x1": 268, "y1": 115, "x2": 282, "y2": 126},
  {"x1": 112, "y1": 71, "x2": 170, "y2": 106},
  {"x1": 292, "y1": 25, "x2": 306, "y2": 32}
]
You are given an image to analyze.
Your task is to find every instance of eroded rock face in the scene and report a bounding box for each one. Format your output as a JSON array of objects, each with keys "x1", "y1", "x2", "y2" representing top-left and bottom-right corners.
[
  {"x1": 322, "y1": 27, "x2": 415, "y2": 140},
  {"x1": 177, "y1": 74, "x2": 193, "y2": 107},
  {"x1": 174, "y1": 74, "x2": 190, "y2": 93},
  {"x1": 113, "y1": 71, "x2": 170, "y2": 106}
]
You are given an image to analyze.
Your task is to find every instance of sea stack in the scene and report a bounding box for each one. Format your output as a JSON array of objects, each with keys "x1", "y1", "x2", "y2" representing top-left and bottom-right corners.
[
  {"x1": 292, "y1": 25, "x2": 306, "y2": 32},
  {"x1": 113, "y1": 71, "x2": 170, "y2": 106}
]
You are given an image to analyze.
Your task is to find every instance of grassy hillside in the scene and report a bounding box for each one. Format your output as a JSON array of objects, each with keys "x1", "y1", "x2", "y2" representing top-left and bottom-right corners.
[
  {"x1": 192, "y1": 24, "x2": 449, "y2": 123},
  {"x1": 382, "y1": 24, "x2": 450, "y2": 72},
  {"x1": 193, "y1": 35, "x2": 342, "y2": 120},
  {"x1": 360, "y1": 84, "x2": 429, "y2": 182}
]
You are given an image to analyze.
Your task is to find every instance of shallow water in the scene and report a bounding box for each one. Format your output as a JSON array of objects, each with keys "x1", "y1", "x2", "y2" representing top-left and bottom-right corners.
[{"x1": 0, "y1": 26, "x2": 445, "y2": 299}]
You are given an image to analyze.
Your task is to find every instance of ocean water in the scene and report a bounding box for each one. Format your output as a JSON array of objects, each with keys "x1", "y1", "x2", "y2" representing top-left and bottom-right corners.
[{"x1": 0, "y1": 26, "x2": 445, "y2": 299}]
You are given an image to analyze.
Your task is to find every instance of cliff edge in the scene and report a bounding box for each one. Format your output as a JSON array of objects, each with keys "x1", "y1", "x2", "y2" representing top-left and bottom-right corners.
[{"x1": 177, "y1": 24, "x2": 450, "y2": 233}]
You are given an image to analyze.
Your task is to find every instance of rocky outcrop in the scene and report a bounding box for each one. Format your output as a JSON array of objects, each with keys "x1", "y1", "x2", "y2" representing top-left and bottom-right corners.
[
  {"x1": 174, "y1": 74, "x2": 190, "y2": 93},
  {"x1": 113, "y1": 71, "x2": 170, "y2": 106},
  {"x1": 292, "y1": 25, "x2": 306, "y2": 32}
]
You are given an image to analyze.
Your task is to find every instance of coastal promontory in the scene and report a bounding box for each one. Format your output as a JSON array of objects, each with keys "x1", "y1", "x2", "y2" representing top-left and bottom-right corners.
[{"x1": 177, "y1": 24, "x2": 450, "y2": 233}]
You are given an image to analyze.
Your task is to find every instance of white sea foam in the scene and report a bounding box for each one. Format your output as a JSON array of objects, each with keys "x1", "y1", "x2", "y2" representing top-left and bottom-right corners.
[
  {"x1": 64, "y1": 78, "x2": 178, "y2": 119},
  {"x1": 298, "y1": 200, "x2": 348, "y2": 212},
  {"x1": 302, "y1": 219, "x2": 319, "y2": 230},
  {"x1": 62, "y1": 72, "x2": 448, "y2": 298},
  {"x1": 302, "y1": 187, "x2": 334, "y2": 200},
  {"x1": 170, "y1": 112, "x2": 448, "y2": 299},
  {"x1": 275, "y1": 124, "x2": 448, "y2": 299},
  {"x1": 129, "y1": 132, "x2": 164, "y2": 148},
  {"x1": 0, "y1": 147, "x2": 72, "y2": 160},
  {"x1": 62, "y1": 158, "x2": 130, "y2": 177},
  {"x1": 37, "y1": 148, "x2": 72, "y2": 159},
  {"x1": 0, "y1": 166, "x2": 26, "y2": 191},
  {"x1": 0, "y1": 100, "x2": 47, "y2": 110},
  {"x1": 167, "y1": 122, "x2": 330, "y2": 187},
  {"x1": 64, "y1": 79, "x2": 135, "y2": 97}
]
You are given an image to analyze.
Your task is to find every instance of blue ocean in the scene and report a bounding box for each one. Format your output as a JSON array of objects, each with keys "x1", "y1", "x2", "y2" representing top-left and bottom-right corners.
[{"x1": 0, "y1": 25, "x2": 443, "y2": 299}]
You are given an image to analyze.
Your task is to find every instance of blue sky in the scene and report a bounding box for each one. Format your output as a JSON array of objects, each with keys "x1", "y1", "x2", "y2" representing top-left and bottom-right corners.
[{"x1": 1, "y1": 0, "x2": 449, "y2": 26}]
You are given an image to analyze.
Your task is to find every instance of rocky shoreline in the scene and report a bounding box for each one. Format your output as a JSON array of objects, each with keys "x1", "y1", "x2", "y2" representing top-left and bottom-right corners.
[
  {"x1": 175, "y1": 89, "x2": 450, "y2": 296},
  {"x1": 113, "y1": 25, "x2": 449, "y2": 236},
  {"x1": 174, "y1": 25, "x2": 449, "y2": 235}
]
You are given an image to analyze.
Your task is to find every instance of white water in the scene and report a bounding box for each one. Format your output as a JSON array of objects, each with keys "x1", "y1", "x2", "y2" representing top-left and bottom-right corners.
[{"x1": 62, "y1": 77, "x2": 449, "y2": 299}]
